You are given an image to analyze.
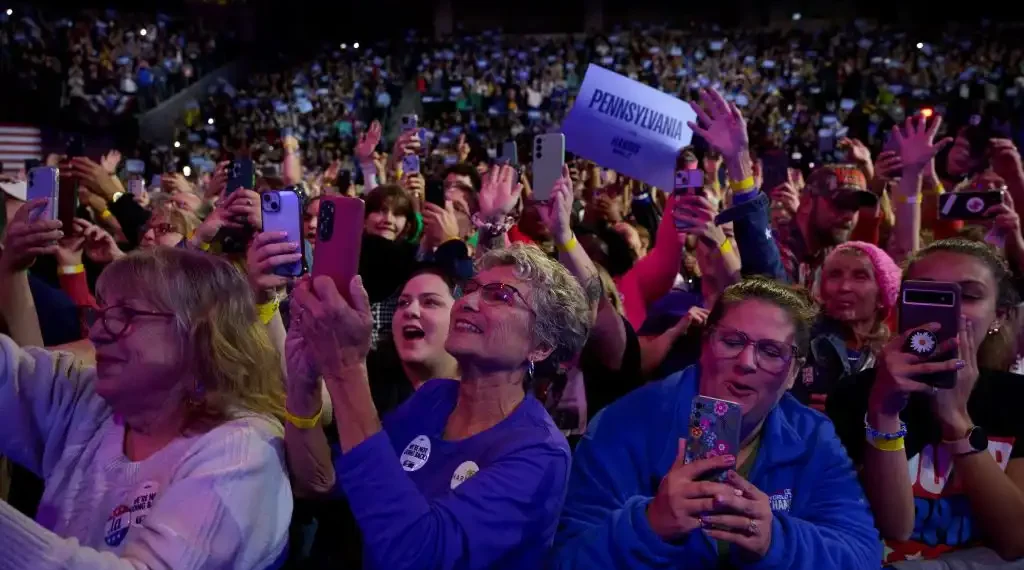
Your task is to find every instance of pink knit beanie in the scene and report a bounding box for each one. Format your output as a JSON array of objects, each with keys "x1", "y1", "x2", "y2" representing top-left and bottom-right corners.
[{"x1": 825, "y1": 241, "x2": 902, "y2": 315}]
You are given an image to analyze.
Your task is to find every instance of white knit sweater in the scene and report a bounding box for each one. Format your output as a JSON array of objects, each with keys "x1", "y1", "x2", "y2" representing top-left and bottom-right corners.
[{"x1": 0, "y1": 334, "x2": 292, "y2": 569}]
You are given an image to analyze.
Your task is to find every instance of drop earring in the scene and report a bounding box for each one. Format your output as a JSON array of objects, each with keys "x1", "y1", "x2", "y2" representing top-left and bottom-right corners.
[{"x1": 526, "y1": 360, "x2": 535, "y2": 379}]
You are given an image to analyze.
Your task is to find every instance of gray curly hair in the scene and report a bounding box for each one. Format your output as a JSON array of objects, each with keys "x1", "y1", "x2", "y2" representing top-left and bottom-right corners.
[{"x1": 476, "y1": 244, "x2": 592, "y2": 365}]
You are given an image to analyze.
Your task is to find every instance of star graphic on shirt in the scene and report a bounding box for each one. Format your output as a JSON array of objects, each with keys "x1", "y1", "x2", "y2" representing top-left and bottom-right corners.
[
  {"x1": 765, "y1": 227, "x2": 773, "y2": 240},
  {"x1": 882, "y1": 543, "x2": 894, "y2": 561}
]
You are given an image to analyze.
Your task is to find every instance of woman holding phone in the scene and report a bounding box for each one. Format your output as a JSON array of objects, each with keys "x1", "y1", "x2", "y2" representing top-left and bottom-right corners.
[
  {"x1": 552, "y1": 278, "x2": 880, "y2": 570},
  {"x1": 827, "y1": 238, "x2": 1024, "y2": 565},
  {"x1": 284, "y1": 244, "x2": 591, "y2": 569}
]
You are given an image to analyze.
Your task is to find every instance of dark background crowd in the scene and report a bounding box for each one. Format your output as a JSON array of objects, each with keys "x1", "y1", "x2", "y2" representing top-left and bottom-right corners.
[{"x1": 1, "y1": 1, "x2": 1024, "y2": 569}]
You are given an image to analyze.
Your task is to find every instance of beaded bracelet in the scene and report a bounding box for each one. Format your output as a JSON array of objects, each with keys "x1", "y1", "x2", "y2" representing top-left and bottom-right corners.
[{"x1": 864, "y1": 413, "x2": 907, "y2": 441}]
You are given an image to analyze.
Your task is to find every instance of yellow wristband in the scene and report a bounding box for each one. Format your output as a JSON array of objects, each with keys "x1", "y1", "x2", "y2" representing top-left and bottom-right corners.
[
  {"x1": 925, "y1": 182, "x2": 945, "y2": 196},
  {"x1": 895, "y1": 193, "x2": 922, "y2": 205},
  {"x1": 730, "y1": 176, "x2": 755, "y2": 192},
  {"x1": 283, "y1": 403, "x2": 323, "y2": 430},
  {"x1": 256, "y1": 297, "x2": 280, "y2": 325},
  {"x1": 198, "y1": 241, "x2": 211, "y2": 252},
  {"x1": 58, "y1": 264, "x2": 85, "y2": 275},
  {"x1": 557, "y1": 235, "x2": 579, "y2": 253},
  {"x1": 719, "y1": 239, "x2": 734, "y2": 255},
  {"x1": 99, "y1": 209, "x2": 113, "y2": 220},
  {"x1": 867, "y1": 435, "x2": 906, "y2": 452}
]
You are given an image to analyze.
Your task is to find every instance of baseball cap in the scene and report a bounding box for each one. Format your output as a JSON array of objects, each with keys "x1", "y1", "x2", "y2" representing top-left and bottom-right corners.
[{"x1": 805, "y1": 165, "x2": 877, "y2": 209}]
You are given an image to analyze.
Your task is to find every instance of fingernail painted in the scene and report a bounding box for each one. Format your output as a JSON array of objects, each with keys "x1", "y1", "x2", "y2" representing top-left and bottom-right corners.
[
  {"x1": 724, "y1": 455, "x2": 736, "y2": 464},
  {"x1": 956, "y1": 359, "x2": 966, "y2": 369},
  {"x1": 734, "y1": 489, "x2": 744, "y2": 496}
]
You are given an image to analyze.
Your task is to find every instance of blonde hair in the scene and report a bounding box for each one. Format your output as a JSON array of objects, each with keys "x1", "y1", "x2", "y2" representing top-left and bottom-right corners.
[
  {"x1": 96, "y1": 247, "x2": 286, "y2": 428},
  {"x1": 149, "y1": 197, "x2": 202, "y2": 236}
]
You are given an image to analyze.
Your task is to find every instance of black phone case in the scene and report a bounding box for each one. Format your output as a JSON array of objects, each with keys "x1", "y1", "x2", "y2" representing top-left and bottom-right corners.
[
  {"x1": 937, "y1": 191, "x2": 1003, "y2": 220},
  {"x1": 899, "y1": 280, "x2": 961, "y2": 388},
  {"x1": 685, "y1": 395, "x2": 742, "y2": 482}
]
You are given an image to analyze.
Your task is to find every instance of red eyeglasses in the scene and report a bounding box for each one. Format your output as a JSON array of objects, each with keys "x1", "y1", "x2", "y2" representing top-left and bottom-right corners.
[{"x1": 460, "y1": 280, "x2": 533, "y2": 312}]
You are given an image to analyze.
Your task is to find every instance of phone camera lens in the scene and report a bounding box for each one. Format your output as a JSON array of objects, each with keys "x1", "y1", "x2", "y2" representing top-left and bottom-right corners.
[
  {"x1": 695, "y1": 402, "x2": 704, "y2": 410},
  {"x1": 262, "y1": 194, "x2": 271, "y2": 202}
]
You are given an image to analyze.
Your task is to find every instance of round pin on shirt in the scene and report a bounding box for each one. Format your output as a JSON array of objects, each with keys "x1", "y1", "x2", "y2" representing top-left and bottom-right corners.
[
  {"x1": 451, "y1": 461, "x2": 480, "y2": 489},
  {"x1": 400, "y1": 435, "x2": 432, "y2": 472}
]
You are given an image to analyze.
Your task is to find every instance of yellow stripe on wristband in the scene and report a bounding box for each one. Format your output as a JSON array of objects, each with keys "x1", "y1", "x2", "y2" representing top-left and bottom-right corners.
[
  {"x1": 58, "y1": 264, "x2": 85, "y2": 275},
  {"x1": 895, "y1": 193, "x2": 922, "y2": 205},
  {"x1": 730, "y1": 176, "x2": 755, "y2": 192},
  {"x1": 557, "y1": 235, "x2": 579, "y2": 253},
  {"x1": 283, "y1": 404, "x2": 323, "y2": 430},
  {"x1": 256, "y1": 297, "x2": 280, "y2": 325},
  {"x1": 867, "y1": 435, "x2": 906, "y2": 452},
  {"x1": 719, "y1": 240, "x2": 734, "y2": 255},
  {"x1": 99, "y1": 209, "x2": 113, "y2": 220}
]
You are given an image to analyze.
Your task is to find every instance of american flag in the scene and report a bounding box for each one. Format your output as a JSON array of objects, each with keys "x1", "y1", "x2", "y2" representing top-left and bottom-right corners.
[{"x1": 0, "y1": 124, "x2": 42, "y2": 174}]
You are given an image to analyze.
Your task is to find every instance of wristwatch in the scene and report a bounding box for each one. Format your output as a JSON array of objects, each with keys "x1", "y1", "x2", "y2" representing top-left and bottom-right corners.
[
  {"x1": 109, "y1": 190, "x2": 124, "y2": 204},
  {"x1": 943, "y1": 425, "x2": 988, "y2": 456}
]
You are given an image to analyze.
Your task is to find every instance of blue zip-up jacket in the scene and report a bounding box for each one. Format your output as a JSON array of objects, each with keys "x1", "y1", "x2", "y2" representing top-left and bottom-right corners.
[
  {"x1": 716, "y1": 192, "x2": 788, "y2": 283},
  {"x1": 551, "y1": 366, "x2": 881, "y2": 570}
]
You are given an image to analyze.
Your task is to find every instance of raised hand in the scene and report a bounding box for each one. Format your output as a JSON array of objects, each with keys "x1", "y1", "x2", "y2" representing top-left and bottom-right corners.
[
  {"x1": 891, "y1": 115, "x2": 952, "y2": 174},
  {"x1": 687, "y1": 88, "x2": 749, "y2": 160},
  {"x1": 246, "y1": 231, "x2": 302, "y2": 300},
  {"x1": 355, "y1": 121, "x2": 383, "y2": 166},
  {"x1": 702, "y1": 471, "x2": 775, "y2": 558},
  {"x1": 75, "y1": 218, "x2": 124, "y2": 264},
  {"x1": 536, "y1": 165, "x2": 574, "y2": 245},
  {"x1": 646, "y1": 438, "x2": 740, "y2": 540},
  {"x1": 422, "y1": 201, "x2": 460, "y2": 248},
  {"x1": 477, "y1": 163, "x2": 523, "y2": 223},
  {"x1": 931, "y1": 315, "x2": 979, "y2": 439},
  {"x1": 0, "y1": 199, "x2": 62, "y2": 273},
  {"x1": 291, "y1": 275, "x2": 373, "y2": 377}
]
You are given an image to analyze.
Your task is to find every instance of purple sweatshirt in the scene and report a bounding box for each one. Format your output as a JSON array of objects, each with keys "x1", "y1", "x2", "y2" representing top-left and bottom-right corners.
[{"x1": 336, "y1": 378, "x2": 570, "y2": 570}]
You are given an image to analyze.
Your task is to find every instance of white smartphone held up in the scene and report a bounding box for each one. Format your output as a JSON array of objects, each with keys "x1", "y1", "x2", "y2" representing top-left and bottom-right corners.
[{"x1": 532, "y1": 133, "x2": 565, "y2": 201}]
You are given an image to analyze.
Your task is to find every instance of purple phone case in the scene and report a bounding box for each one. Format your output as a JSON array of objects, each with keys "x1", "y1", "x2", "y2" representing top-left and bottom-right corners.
[
  {"x1": 260, "y1": 189, "x2": 304, "y2": 277},
  {"x1": 685, "y1": 395, "x2": 742, "y2": 482}
]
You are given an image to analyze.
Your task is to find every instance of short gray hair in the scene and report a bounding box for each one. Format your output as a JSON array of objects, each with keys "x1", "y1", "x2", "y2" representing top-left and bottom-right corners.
[{"x1": 476, "y1": 244, "x2": 591, "y2": 365}]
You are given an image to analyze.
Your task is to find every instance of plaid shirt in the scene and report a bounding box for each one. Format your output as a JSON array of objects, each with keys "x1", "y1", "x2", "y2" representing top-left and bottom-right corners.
[
  {"x1": 370, "y1": 294, "x2": 400, "y2": 349},
  {"x1": 773, "y1": 220, "x2": 832, "y2": 289}
]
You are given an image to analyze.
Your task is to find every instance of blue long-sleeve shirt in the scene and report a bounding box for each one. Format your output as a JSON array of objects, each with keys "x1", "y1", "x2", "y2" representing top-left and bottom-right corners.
[
  {"x1": 336, "y1": 378, "x2": 571, "y2": 570},
  {"x1": 716, "y1": 191, "x2": 788, "y2": 283},
  {"x1": 551, "y1": 366, "x2": 881, "y2": 569}
]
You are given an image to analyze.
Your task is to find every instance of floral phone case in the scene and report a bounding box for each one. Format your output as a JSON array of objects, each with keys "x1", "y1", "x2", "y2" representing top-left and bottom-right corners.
[{"x1": 684, "y1": 395, "x2": 742, "y2": 482}]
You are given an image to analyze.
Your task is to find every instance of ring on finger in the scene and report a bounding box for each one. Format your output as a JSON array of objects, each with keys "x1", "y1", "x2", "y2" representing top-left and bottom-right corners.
[{"x1": 746, "y1": 518, "x2": 759, "y2": 536}]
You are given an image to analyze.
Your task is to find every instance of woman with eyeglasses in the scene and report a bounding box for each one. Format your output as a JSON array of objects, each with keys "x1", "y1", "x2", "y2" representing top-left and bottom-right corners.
[
  {"x1": 553, "y1": 278, "x2": 880, "y2": 570},
  {"x1": 0, "y1": 239, "x2": 292, "y2": 567},
  {"x1": 284, "y1": 243, "x2": 591, "y2": 569}
]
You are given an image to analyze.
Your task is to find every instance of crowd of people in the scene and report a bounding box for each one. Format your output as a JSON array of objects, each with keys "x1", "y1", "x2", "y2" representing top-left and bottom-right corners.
[
  {"x1": 157, "y1": 20, "x2": 1024, "y2": 191},
  {"x1": 0, "y1": 5, "x2": 235, "y2": 124},
  {"x1": 1, "y1": 11, "x2": 1024, "y2": 570}
]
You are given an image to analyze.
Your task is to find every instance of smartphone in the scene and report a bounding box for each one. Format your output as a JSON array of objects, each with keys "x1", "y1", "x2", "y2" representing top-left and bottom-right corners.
[
  {"x1": 674, "y1": 153, "x2": 705, "y2": 195},
  {"x1": 127, "y1": 179, "x2": 145, "y2": 197},
  {"x1": 532, "y1": 133, "x2": 565, "y2": 201},
  {"x1": 684, "y1": 395, "x2": 742, "y2": 482},
  {"x1": 27, "y1": 166, "x2": 59, "y2": 221},
  {"x1": 261, "y1": 188, "x2": 306, "y2": 277},
  {"x1": 938, "y1": 191, "x2": 1004, "y2": 220},
  {"x1": 401, "y1": 114, "x2": 418, "y2": 132},
  {"x1": 226, "y1": 159, "x2": 255, "y2": 195},
  {"x1": 899, "y1": 280, "x2": 961, "y2": 388},
  {"x1": 313, "y1": 196, "x2": 364, "y2": 302},
  {"x1": 500, "y1": 140, "x2": 519, "y2": 166},
  {"x1": 402, "y1": 154, "x2": 420, "y2": 175},
  {"x1": 425, "y1": 179, "x2": 446, "y2": 208},
  {"x1": 124, "y1": 159, "x2": 145, "y2": 175}
]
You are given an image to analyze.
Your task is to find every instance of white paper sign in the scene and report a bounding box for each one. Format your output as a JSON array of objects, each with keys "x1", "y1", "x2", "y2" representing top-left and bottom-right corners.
[{"x1": 562, "y1": 64, "x2": 696, "y2": 190}]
